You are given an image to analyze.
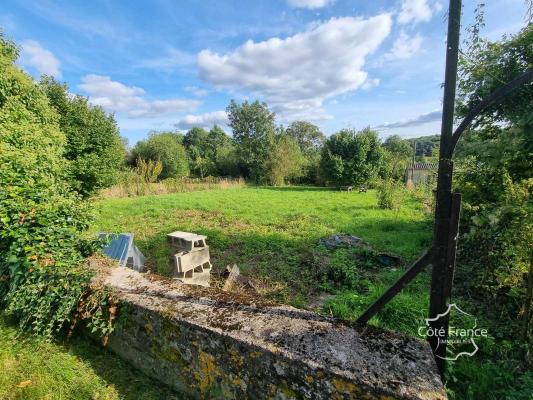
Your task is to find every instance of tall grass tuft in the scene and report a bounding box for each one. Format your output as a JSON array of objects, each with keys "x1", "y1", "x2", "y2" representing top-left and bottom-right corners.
[{"x1": 99, "y1": 173, "x2": 245, "y2": 199}]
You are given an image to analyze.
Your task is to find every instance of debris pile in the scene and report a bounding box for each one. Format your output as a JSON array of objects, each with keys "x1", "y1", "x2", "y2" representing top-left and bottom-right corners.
[
  {"x1": 221, "y1": 264, "x2": 256, "y2": 292},
  {"x1": 318, "y1": 234, "x2": 369, "y2": 250},
  {"x1": 319, "y1": 233, "x2": 401, "y2": 267}
]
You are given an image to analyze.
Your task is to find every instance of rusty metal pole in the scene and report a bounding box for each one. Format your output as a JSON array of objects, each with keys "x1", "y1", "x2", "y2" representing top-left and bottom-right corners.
[{"x1": 428, "y1": 0, "x2": 462, "y2": 374}]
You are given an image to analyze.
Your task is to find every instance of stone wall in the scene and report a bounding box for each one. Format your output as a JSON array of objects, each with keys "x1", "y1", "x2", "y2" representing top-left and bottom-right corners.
[{"x1": 103, "y1": 267, "x2": 446, "y2": 399}]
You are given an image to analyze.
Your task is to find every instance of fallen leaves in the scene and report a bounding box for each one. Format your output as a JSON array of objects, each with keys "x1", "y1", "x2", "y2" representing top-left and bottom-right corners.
[{"x1": 16, "y1": 379, "x2": 32, "y2": 388}]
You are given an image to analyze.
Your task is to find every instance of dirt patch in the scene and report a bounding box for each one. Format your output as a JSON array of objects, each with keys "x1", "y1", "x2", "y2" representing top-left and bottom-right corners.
[{"x1": 306, "y1": 293, "x2": 336, "y2": 312}]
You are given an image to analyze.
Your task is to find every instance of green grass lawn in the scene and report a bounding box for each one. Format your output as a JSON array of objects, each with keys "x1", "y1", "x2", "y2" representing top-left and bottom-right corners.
[
  {"x1": 0, "y1": 314, "x2": 185, "y2": 400},
  {"x1": 89, "y1": 186, "x2": 533, "y2": 400},
  {"x1": 92, "y1": 186, "x2": 433, "y2": 330},
  {"x1": 93, "y1": 187, "x2": 431, "y2": 263}
]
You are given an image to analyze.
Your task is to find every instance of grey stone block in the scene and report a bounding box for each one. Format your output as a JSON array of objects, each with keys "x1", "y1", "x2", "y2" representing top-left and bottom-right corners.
[{"x1": 167, "y1": 231, "x2": 212, "y2": 286}]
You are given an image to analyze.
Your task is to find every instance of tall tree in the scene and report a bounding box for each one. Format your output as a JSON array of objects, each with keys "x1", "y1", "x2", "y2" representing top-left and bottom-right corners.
[
  {"x1": 286, "y1": 121, "x2": 325, "y2": 183},
  {"x1": 226, "y1": 100, "x2": 276, "y2": 182},
  {"x1": 183, "y1": 127, "x2": 209, "y2": 150},
  {"x1": 40, "y1": 77, "x2": 126, "y2": 197},
  {"x1": 267, "y1": 133, "x2": 305, "y2": 186},
  {"x1": 207, "y1": 125, "x2": 239, "y2": 176},
  {"x1": 206, "y1": 124, "x2": 230, "y2": 156},
  {"x1": 320, "y1": 128, "x2": 384, "y2": 186},
  {"x1": 383, "y1": 135, "x2": 413, "y2": 181},
  {"x1": 183, "y1": 127, "x2": 211, "y2": 178},
  {"x1": 285, "y1": 121, "x2": 325, "y2": 154}
]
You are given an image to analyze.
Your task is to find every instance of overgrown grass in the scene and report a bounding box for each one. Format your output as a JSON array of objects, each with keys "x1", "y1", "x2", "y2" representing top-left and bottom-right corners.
[
  {"x1": 0, "y1": 313, "x2": 185, "y2": 400},
  {"x1": 91, "y1": 186, "x2": 533, "y2": 398},
  {"x1": 98, "y1": 176, "x2": 245, "y2": 198},
  {"x1": 92, "y1": 186, "x2": 432, "y2": 305}
]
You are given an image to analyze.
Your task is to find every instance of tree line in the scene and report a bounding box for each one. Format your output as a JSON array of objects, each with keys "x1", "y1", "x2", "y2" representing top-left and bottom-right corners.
[
  {"x1": 127, "y1": 101, "x2": 424, "y2": 189},
  {"x1": 31, "y1": 75, "x2": 430, "y2": 195}
]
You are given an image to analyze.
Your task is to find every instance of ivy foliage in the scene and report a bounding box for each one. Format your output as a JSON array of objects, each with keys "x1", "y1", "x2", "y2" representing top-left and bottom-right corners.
[{"x1": 0, "y1": 33, "x2": 99, "y2": 337}]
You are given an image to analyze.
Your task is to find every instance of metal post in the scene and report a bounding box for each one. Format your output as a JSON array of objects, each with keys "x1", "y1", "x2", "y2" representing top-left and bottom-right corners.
[
  {"x1": 355, "y1": 0, "x2": 532, "y2": 375},
  {"x1": 428, "y1": 0, "x2": 462, "y2": 374}
]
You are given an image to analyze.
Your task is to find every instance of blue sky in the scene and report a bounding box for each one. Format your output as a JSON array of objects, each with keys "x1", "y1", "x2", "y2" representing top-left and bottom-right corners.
[{"x1": 0, "y1": 0, "x2": 528, "y2": 144}]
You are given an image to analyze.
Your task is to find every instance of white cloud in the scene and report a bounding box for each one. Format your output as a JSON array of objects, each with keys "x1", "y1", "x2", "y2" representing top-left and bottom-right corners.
[
  {"x1": 174, "y1": 111, "x2": 229, "y2": 130},
  {"x1": 397, "y1": 0, "x2": 434, "y2": 25},
  {"x1": 384, "y1": 31, "x2": 423, "y2": 60},
  {"x1": 78, "y1": 74, "x2": 200, "y2": 118},
  {"x1": 184, "y1": 86, "x2": 209, "y2": 97},
  {"x1": 197, "y1": 15, "x2": 392, "y2": 121},
  {"x1": 361, "y1": 77, "x2": 380, "y2": 90},
  {"x1": 287, "y1": 0, "x2": 334, "y2": 9},
  {"x1": 20, "y1": 40, "x2": 61, "y2": 78},
  {"x1": 377, "y1": 109, "x2": 441, "y2": 129}
]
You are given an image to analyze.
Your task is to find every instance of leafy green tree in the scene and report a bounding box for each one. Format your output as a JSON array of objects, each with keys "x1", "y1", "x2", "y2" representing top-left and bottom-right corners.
[
  {"x1": 226, "y1": 100, "x2": 276, "y2": 182},
  {"x1": 320, "y1": 128, "x2": 384, "y2": 186},
  {"x1": 406, "y1": 135, "x2": 439, "y2": 159},
  {"x1": 285, "y1": 121, "x2": 325, "y2": 154},
  {"x1": 183, "y1": 126, "x2": 209, "y2": 149},
  {"x1": 206, "y1": 124, "x2": 230, "y2": 153},
  {"x1": 0, "y1": 33, "x2": 94, "y2": 337},
  {"x1": 383, "y1": 135, "x2": 413, "y2": 181},
  {"x1": 207, "y1": 125, "x2": 239, "y2": 176},
  {"x1": 267, "y1": 133, "x2": 306, "y2": 186},
  {"x1": 40, "y1": 77, "x2": 126, "y2": 197},
  {"x1": 131, "y1": 131, "x2": 189, "y2": 179},
  {"x1": 183, "y1": 127, "x2": 211, "y2": 177},
  {"x1": 383, "y1": 135, "x2": 412, "y2": 158},
  {"x1": 286, "y1": 121, "x2": 325, "y2": 183}
]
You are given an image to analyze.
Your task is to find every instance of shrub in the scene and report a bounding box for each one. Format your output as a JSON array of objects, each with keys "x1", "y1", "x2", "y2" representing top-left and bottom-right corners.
[
  {"x1": 320, "y1": 127, "x2": 384, "y2": 187},
  {"x1": 376, "y1": 179, "x2": 404, "y2": 210},
  {"x1": 119, "y1": 158, "x2": 163, "y2": 196},
  {"x1": 266, "y1": 134, "x2": 305, "y2": 186},
  {"x1": 131, "y1": 131, "x2": 189, "y2": 179},
  {"x1": 0, "y1": 33, "x2": 102, "y2": 337}
]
